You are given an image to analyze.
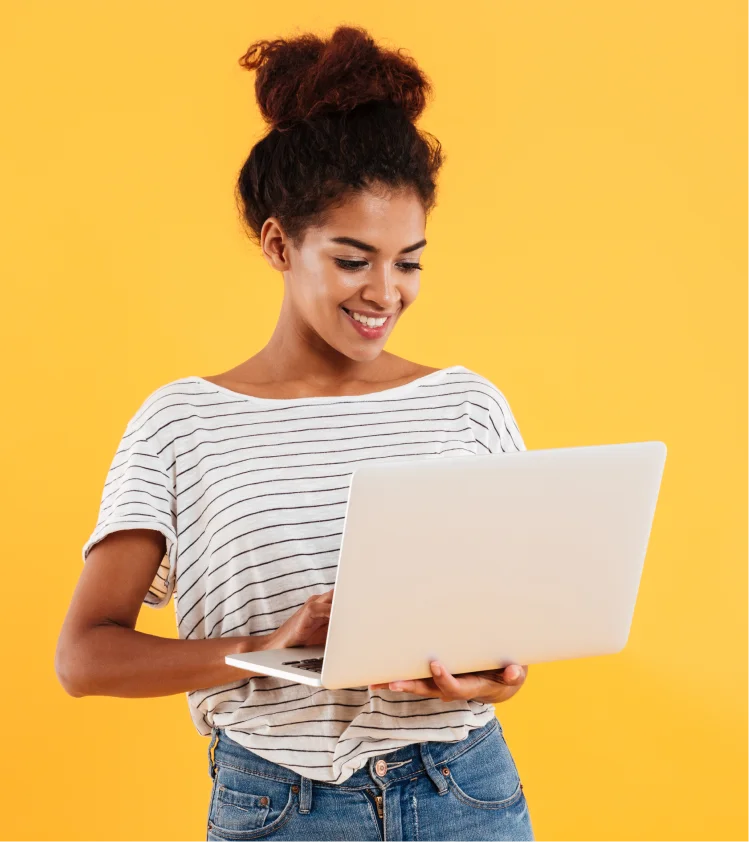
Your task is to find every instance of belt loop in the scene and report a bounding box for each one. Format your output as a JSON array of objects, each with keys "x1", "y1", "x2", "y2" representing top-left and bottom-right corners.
[
  {"x1": 418, "y1": 742, "x2": 449, "y2": 795},
  {"x1": 208, "y1": 727, "x2": 219, "y2": 780},
  {"x1": 298, "y1": 776, "x2": 313, "y2": 814}
]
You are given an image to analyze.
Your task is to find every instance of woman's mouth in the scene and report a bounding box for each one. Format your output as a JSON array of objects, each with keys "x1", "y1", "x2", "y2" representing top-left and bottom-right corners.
[{"x1": 340, "y1": 307, "x2": 393, "y2": 339}]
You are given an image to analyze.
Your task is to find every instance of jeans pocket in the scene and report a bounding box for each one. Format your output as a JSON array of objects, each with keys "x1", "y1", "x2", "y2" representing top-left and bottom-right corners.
[
  {"x1": 444, "y1": 724, "x2": 524, "y2": 810},
  {"x1": 208, "y1": 764, "x2": 296, "y2": 840}
]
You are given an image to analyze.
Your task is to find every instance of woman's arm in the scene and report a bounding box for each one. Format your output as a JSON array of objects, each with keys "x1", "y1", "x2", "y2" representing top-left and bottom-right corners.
[{"x1": 55, "y1": 529, "x2": 268, "y2": 698}]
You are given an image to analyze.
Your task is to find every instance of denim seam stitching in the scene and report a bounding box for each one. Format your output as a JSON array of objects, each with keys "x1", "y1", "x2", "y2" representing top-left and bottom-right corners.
[
  {"x1": 213, "y1": 759, "x2": 298, "y2": 787},
  {"x1": 447, "y1": 777, "x2": 524, "y2": 811},
  {"x1": 208, "y1": 788, "x2": 297, "y2": 840}
]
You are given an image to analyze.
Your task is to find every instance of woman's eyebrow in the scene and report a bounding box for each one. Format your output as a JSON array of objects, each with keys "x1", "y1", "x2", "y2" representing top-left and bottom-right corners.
[{"x1": 328, "y1": 236, "x2": 427, "y2": 254}]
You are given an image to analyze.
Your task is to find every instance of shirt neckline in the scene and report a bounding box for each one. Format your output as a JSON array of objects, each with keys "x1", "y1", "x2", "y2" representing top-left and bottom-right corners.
[{"x1": 189, "y1": 365, "x2": 467, "y2": 406}]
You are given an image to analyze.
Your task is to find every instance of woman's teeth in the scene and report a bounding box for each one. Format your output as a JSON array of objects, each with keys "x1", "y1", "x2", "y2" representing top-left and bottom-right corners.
[{"x1": 343, "y1": 309, "x2": 388, "y2": 327}]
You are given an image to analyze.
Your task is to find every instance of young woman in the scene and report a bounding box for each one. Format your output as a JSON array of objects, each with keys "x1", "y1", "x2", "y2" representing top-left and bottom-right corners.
[{"x1": 56, "y1": 25, "x2": 534, "y2": 842}]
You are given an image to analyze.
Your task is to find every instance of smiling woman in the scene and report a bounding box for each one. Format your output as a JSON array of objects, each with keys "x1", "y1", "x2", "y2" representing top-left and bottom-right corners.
[
  {"x1": 58, "y1": 22, "x2": 534, "y2": 842},
  {"x1": 227, "y1": 24, "x2": 447, "y2": 386}
]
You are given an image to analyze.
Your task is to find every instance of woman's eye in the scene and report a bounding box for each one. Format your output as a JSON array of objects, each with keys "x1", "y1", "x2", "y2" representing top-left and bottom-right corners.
[
  {"x1": 334, "y1": 259, "x2": 367, "y2": 271},
  {"x1": 334, "y1": 258, "x2": 423, "y2": 273}
]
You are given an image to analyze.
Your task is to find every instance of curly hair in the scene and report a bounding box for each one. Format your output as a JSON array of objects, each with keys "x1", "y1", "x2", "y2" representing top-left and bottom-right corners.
[{"x1": 235, "y1": 25, "x2": 445, "y2": 250}]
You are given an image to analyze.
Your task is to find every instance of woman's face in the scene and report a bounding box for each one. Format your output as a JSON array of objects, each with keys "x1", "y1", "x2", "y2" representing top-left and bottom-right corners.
[{"x1": 260, "y1": 186, "x2": 426, "y2": 363}]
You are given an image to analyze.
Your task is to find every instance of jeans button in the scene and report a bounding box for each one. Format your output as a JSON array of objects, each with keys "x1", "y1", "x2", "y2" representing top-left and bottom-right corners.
[{"x1": 375, "y1": 760, "x2": 388, "y2": 776}]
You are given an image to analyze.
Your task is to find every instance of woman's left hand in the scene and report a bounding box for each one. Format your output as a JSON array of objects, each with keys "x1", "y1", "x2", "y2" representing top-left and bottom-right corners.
[{"x1": 369, "y1": 661, "x2": 529, "y2": 705}]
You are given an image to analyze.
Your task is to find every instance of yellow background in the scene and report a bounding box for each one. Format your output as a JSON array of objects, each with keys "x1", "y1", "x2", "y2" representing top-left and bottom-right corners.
[{"x1": 1, "y1": 1, "x2": 745, "y2": 840}]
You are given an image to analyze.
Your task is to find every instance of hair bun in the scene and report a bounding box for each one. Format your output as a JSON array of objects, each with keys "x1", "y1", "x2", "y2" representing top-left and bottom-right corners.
[{"x1": 238, "y1": 25, "x2": 432, "y2": 132}]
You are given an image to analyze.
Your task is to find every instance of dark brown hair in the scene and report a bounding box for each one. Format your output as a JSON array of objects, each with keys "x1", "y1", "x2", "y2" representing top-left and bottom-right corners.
[{"x1": 235, "y1": 25, "x2": 445, "y2": 250}]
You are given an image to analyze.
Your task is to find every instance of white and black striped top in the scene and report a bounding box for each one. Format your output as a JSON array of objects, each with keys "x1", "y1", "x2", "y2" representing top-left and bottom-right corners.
[{"x1": 82, "y1": 365, "x2": 526, "y2": 784}]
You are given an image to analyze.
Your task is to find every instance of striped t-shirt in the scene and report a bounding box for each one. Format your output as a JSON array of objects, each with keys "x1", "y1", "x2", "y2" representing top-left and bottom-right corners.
[{"x1": 81, "y1": 364, "x2": 526, "y2": 784}]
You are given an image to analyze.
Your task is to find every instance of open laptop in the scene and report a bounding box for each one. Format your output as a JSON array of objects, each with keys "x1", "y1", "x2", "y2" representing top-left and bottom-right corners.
[{"x1": 225, "y1": 441, "x2": 667, "y2": 689}]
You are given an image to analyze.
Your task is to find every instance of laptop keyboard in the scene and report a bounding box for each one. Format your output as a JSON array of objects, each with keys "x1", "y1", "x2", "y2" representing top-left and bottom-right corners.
[{"x1": 281, "y1": 657, "x2": 324, "y2": 674}]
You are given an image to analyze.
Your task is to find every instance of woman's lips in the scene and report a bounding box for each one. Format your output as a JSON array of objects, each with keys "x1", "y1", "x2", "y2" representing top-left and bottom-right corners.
[{"x1": 340, "y1": 307, "x2": 392, "y2": 339}]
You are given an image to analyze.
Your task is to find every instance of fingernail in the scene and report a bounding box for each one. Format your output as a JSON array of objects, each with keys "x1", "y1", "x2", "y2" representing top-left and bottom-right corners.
[
  {"x1": 431, "y1": 662, "x2": 442, "y2": 677},
  {"x1": 390, "y1": 683, "x2": 402, "y2": 690}
]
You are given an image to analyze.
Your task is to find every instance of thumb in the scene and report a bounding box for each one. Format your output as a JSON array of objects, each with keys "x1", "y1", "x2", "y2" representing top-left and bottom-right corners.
[{"x1": 500, "y1": 664, "x2": 526, "y2": 684}]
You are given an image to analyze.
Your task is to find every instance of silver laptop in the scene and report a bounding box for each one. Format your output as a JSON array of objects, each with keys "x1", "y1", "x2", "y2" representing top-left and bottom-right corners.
[{"x1": 226, "y1": 441, "x2": 667, "y2": 689}]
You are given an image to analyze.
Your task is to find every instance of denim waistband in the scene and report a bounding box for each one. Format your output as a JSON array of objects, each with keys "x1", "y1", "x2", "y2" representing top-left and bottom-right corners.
[{"x1": 208, "y1": 715, "x2": 501, "y2": 799}]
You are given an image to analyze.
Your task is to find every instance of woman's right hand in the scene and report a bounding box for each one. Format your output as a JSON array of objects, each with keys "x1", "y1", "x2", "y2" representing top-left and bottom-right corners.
[{"x1": 261, "y1": 588, "x2": 334, "y2": 650}]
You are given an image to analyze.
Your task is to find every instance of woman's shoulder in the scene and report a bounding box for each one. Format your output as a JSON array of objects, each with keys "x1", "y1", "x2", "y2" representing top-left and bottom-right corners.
[{"x1": 122, "y1": 377, "x2": 202, "y2": 430}]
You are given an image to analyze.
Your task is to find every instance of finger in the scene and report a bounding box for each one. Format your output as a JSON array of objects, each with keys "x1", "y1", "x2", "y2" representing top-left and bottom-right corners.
[
  {"x1": 504, "y1": 664, "x2": 525, "y2": 682},
  {"x1": 311, "y1": 604, "x2": 331, "y2": 621},
  {"x1": 491, "y1": 664, "x2": 526, "y2": 684},
  {"x1": 385, "y1": 677, "x2": 443, "y2": 697},
  {"x1": 368, "y1": 680, "x2": 413, "y2": 691},
  {"x1": 480, "y1": 664, "x2": 527, "y2": 687},
  {"x1": 429, "y1": 661, "x2": 468, "y2": 697},
  {"x1": 368, "y1": 677, "x2": 439, "y2": 695},
  {"x1": 368, "y1": 680, "x2": 414, "y2": 690}
]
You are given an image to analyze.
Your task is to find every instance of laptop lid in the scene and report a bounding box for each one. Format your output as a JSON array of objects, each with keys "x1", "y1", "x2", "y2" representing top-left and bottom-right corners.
[{"x1": 320, "y1": 441, "x2": 667, "y2": 690}]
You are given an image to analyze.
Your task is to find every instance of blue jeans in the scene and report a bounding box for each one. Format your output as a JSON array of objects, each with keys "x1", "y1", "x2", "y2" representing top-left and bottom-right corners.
[{"x1": 206, "y1": 717, "x2": 535, "y2": 841}]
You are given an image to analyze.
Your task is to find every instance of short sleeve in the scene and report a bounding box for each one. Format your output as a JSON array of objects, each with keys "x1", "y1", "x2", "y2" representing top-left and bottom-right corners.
[
  {"x1": 81, "y1": 415, "x2": 178, "y2": 609},
  {"x1": 482, "y1": 381, "x2": 527, "y2": 454}
]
